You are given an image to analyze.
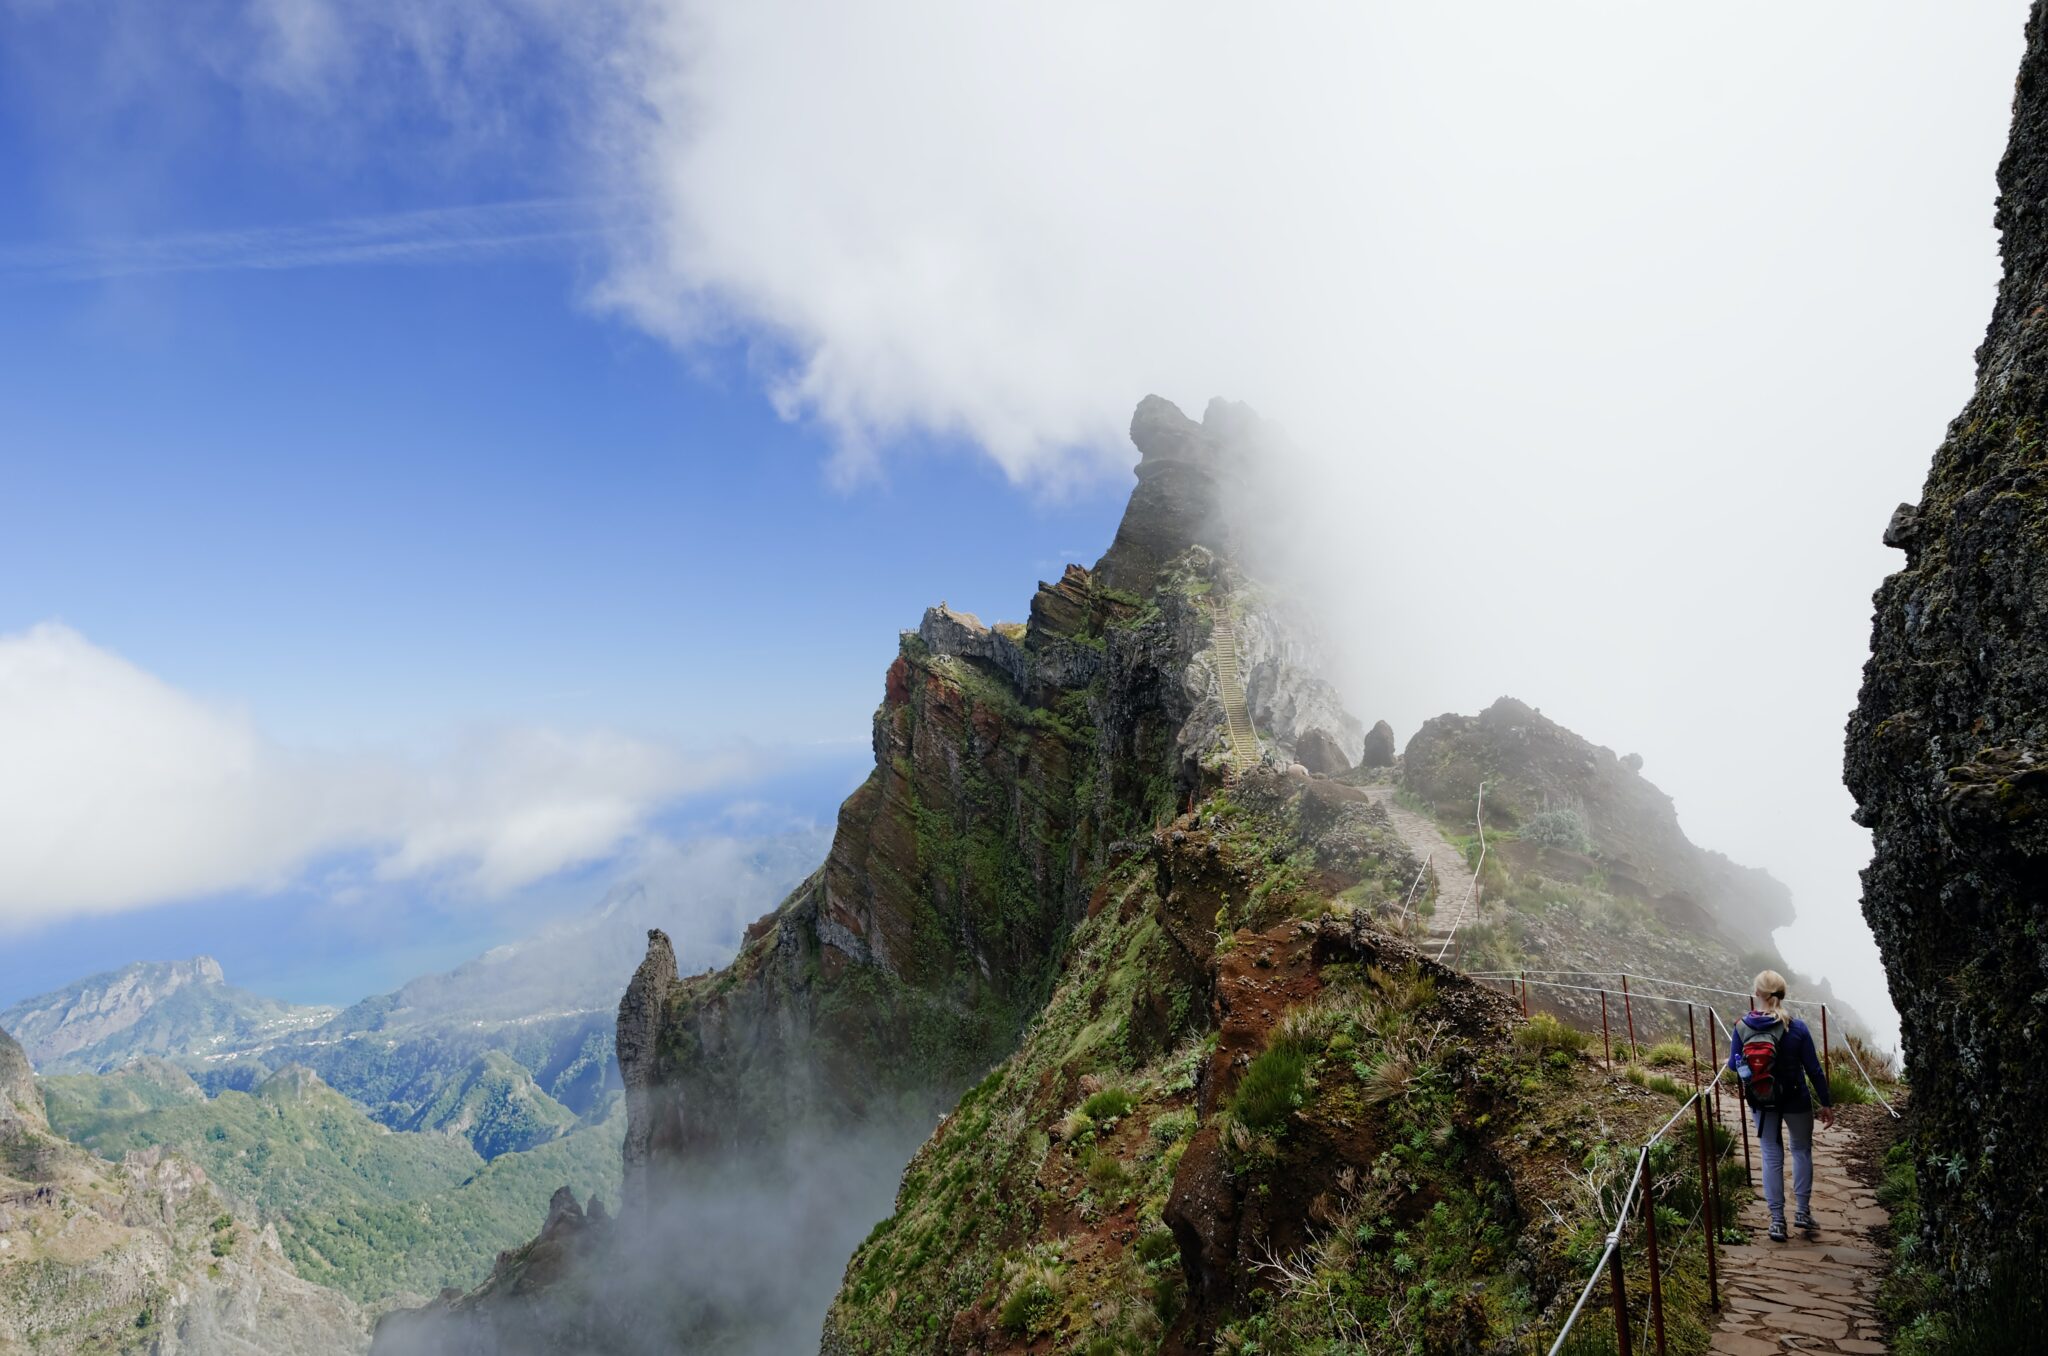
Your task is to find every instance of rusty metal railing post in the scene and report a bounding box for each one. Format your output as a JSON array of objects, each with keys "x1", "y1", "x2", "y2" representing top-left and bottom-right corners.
[
  {"x1": 1607, "y1": 1232, "x2": 1634, "y2": 1356},
  {"x1": 1694, "y1": 1095, "x2": 1720, "y2": 1312},
  {"x1": 1822, "y1": 1003, "x2": 1832, "y2": 1089},
  {"x1": 1520, "y1": 970, "x2": 1529, "y2": 1018},
  {"x1": 1601, "y1": 990, "x2": 1613, "y2": 1070},
  {"x1": 1643, "y1": 1163, "x2": 1667, "y2": 1356},
  {"x1": 1622, "y1": 973, "x2": 1640, "y2": 1061},
  {"x1": 1686, "y1": 1003, "x2": 1701, "y2": 1099},
  {"x1": 1709, "y1": 1012, "x2": 1723, "y2": 1127}
]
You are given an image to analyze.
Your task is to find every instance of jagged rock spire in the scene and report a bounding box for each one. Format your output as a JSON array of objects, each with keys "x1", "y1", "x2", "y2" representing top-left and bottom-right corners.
[{"x1": 617, "y1": 929, "x2": 679, "y2": 1214}]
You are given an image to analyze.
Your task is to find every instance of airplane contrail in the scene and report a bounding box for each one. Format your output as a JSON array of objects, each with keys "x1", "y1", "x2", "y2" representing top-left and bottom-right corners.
[{"x1": 0, "y1": 197, "x2": 631, "y2": 282}]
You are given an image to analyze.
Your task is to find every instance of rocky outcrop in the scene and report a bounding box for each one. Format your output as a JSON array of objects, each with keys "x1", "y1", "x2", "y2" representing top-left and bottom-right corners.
[
  {"x1": 383, "y1": 397, "x2": 1370, "y2": 1353},
  {"x1": 1405, "y1": 696, "x2": 1794, "y2": 941},
  {"x1": 1361, "y1": 718, "x2": 1397, "y2": 768},
  {"x1": 1094, "y1": 396, "x2": 1238, "y2": 593},
  {"x1": 0, "y1": 1026, "x2": 40, "y2": 1135},
  {"x1": 1846, "y1": 0, "x2": 2048, "y2": 1303},
  {"x1": 613, "y1": 928, "x2": 677, "y2": 1215},
  {"x1": 1293, "y1": 726, "x2": 1351, "y2": 776}
]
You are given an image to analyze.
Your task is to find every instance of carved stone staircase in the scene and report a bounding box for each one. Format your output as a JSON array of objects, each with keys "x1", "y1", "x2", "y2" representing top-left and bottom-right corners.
[{"x1": 1208, "y1": 603, "x2": 1259, "y2": 775}]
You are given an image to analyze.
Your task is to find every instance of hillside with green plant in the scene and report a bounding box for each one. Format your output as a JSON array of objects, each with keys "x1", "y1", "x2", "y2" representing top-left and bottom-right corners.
[
  {"x1": 1388, "y1": 698, "x2": 1874, "y2": 1047},
  {"x1": 0, "y1": 1024, "x2": 371, "y2": 1353},
  {"x1": 41, "y1": 1061, "x2": 623, "y2": 1305},
  {"x1": 818, "y1": 776, "x2": 1744, "y2": 1354}
]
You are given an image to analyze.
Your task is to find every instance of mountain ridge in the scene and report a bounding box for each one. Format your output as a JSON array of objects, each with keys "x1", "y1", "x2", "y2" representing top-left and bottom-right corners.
[{"x1": 373, "y1": 395, "x2": 1809, "y2": 1355}]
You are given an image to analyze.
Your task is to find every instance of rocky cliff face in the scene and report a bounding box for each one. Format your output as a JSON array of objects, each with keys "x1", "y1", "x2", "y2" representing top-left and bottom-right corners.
[
  {"x1": 819, "y1": 772, "x2": 1710, "y2": 1353},
  {"x1": 0, "y1": 1028, "x2": 37, "y2": 1137},
  {"x1": 1405, "y1": 696, "x2": 1794, "y2": 942},
  {"x1": 1845, "y1": 0, "x2": 2048, "y2": 1302},
  {"x1": 378, "y1": 396, "x2": 1370, "y2": 1353},
  {"x1": 607, "y1": 398, "x2": 1362, "y2": 1212}
]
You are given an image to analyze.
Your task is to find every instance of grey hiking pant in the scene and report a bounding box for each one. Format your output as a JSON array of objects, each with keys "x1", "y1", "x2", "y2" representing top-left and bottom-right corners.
[{"x1": 1755, "y1": 1109, "x2": 1814, "y2": 1226}]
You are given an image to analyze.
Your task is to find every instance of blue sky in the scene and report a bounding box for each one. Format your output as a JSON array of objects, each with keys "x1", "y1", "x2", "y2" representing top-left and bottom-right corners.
[{"x1": 0, "y1": 2, "x2": 1129, "y2": 1007}]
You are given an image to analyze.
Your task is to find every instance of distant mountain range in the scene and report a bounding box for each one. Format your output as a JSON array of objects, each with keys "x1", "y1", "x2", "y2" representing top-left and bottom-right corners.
[
  {"x1": 2, "y1": 831, "x2": 824, "y2": 1318},
  {"x1": 40, "y1": 1059, "x2": 623, "y2": 1305},
  {"x1": 4, "y1": 829, "x2": 826, "y2": 1159},
  {"x1": 1, "y1": 955, "x2": 334, "y2": 1074}
]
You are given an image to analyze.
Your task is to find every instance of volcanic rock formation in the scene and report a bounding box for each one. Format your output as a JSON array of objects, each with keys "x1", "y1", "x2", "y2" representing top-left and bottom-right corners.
[{"x1": 1846, "y1": 0, "x2": 2048, "y2": 1304}]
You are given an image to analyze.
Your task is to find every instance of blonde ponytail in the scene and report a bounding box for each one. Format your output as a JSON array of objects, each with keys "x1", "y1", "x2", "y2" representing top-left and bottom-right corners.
[{"x1": 1751, "y1": 969, "x2": 1789, "y2": 1021}]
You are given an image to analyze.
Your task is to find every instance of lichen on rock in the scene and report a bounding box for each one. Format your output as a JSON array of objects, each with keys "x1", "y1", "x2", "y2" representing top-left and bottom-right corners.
[{"x1": 1846, "y1": 0, "x2": 2048, "y2": 1305}]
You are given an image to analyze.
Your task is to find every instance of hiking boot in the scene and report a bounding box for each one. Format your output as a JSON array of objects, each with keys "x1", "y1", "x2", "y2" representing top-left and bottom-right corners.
[
  {"x1": 1768, "y1": 1221, "x2": 1789, "y2": 1243},
  {"x1": 1797, "y1": 1214, "x2": 1819, "y2": 1239}
]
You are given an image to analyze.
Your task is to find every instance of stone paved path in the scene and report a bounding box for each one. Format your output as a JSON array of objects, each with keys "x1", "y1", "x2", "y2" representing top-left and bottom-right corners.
[
  {"x1": 1358, "y1": 784, "x2": 1474, "y2": 959},
  {"x1": 1709, "y1": 1114, "x2": 1891, "y2": 1354}
]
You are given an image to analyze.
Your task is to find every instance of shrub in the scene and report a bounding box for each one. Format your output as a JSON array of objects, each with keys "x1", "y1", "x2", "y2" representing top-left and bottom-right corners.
[
  {"x1": 1149, "y1": 1109, "x2": 1197, "y2": 1148},
  {"x1": 1643, "y1": 1041, "x2": 1692, "y2": 1069},
  {"x1": 1083, "y1": 1147, "x2": 1132, "y2": 1194},
  {"x1": 1843, "y1": 1033, "x2": 1901, "y2": 1083},
  {"x1": 1134, "y1": 1228, "x2": 1178, "y2": 1265},
  {"x1": 995, "y1": 1261, "x2": 1064, "y2": 1343},
  {"x1": 1828, "y1": 1070, "x2": 1874, "y2": 1106},
  {"x1": 1229, "y1": 1039, "x2": 1310, "y2": 1133},
  {"x1": 1523, "y1": 807, "x2": 1593, "y2": 854},
  {"x1": 997, "y1": 1267, "x2": 1060, "y2": 1335},
  {"x1": 1644, "y1": 1072, "x2": 1686, "y2": 1100},
  {"x1": 1515, "y1": 1013, "x2": 1590, "y2": 1056},
  {"x1": 1366, "y1": 964, "x2": 1436, "y2": 1014},
  {"x1": 1082, "y1": 1087, "x2": 1135, "y2": 1122}
]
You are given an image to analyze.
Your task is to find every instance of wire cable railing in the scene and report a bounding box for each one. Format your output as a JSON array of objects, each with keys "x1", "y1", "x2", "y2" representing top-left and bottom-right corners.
[
  {"x1": 1545, "y1": 1061, "x2": 1742, "y2": 1355},
  {"x1": 1466, "y1": 969, "x2": 1901, "y2": 1119}
]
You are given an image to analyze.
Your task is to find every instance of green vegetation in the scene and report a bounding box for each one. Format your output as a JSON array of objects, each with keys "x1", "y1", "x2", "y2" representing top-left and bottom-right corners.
[
  {"x1": 831, "y1": 855, "x2": 1201, "y2": 1353},
  {"x1": 43, "y1": 1064, "x2": 623, "y2": 1303},
  {"x1": 46, "y1": 1067, "x2": 484, "y2": 1212},
  {"x1": 1515, "y1": 1012, "x2": 1590, "y2": 1056},
  {"x1": 1522, "y1": 806, "x2": 1594, "y2": 853},
  {"x1": 1621, "y1": 1064, "x2": 1688, "y2": 1100},
  {"x1": 1643, "y1": 1040, "x2": 1693, "y2": 1068},
  {"x1": 1081, "y1": 1087, "x2": 1136, "y2": 1122},
  {"x1": 1214, "y1": 970, "x2": 1733, "y2": 1355},
  {"x1": 398, "y1": 1050, "x2": 579, "y2": 1156},
  {"x1": 1871, "y1": 1132, "x2": 2044, "y2": 1356},
  {"x1": 1226, "y1": 1038, "x2": 1309, "y2": 1133}
]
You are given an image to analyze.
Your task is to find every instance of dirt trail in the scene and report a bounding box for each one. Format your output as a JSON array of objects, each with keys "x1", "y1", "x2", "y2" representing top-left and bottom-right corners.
[
  {"x1": 1357, "y1": 784, "x2": 1475, "y2": 959},
  {"x1": 1709, "y1": 1112, "x2": 1894, "y2": 1355}
]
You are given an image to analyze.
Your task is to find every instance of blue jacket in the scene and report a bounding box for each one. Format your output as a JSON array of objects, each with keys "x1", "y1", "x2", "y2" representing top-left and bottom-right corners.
[{"x1": 1726, "y1": 1012, "x2": 1830, "y2": 1112}]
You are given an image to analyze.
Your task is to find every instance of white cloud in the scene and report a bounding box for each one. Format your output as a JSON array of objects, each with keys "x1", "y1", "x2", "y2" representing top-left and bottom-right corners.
[
  {"x1": 0, "y1": 624, "x2": 740, "y2": 926},
  {"x1": 15, "y1": 0, "x2": 2023, "y2": 1043},
  {"x1": 576, "y1": 1, "x2": 2028, "y2": 1044}
]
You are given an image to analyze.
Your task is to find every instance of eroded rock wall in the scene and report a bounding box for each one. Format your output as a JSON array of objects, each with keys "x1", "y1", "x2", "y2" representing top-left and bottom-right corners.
[{"x1": 1846, "y1": 0, "x2": 2048, "y2": 1296}]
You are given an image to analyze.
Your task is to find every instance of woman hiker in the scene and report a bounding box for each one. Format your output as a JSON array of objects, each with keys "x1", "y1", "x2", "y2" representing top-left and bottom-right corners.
[{"x1": 1726, "y1": 968, "x2": 1834, "y2": 1242}]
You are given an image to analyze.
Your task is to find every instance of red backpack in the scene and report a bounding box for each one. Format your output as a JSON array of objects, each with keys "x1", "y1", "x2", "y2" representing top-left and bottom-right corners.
[{"x1": 1737, "y1": 1016, "x2": 1787, "y2": 1109}]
